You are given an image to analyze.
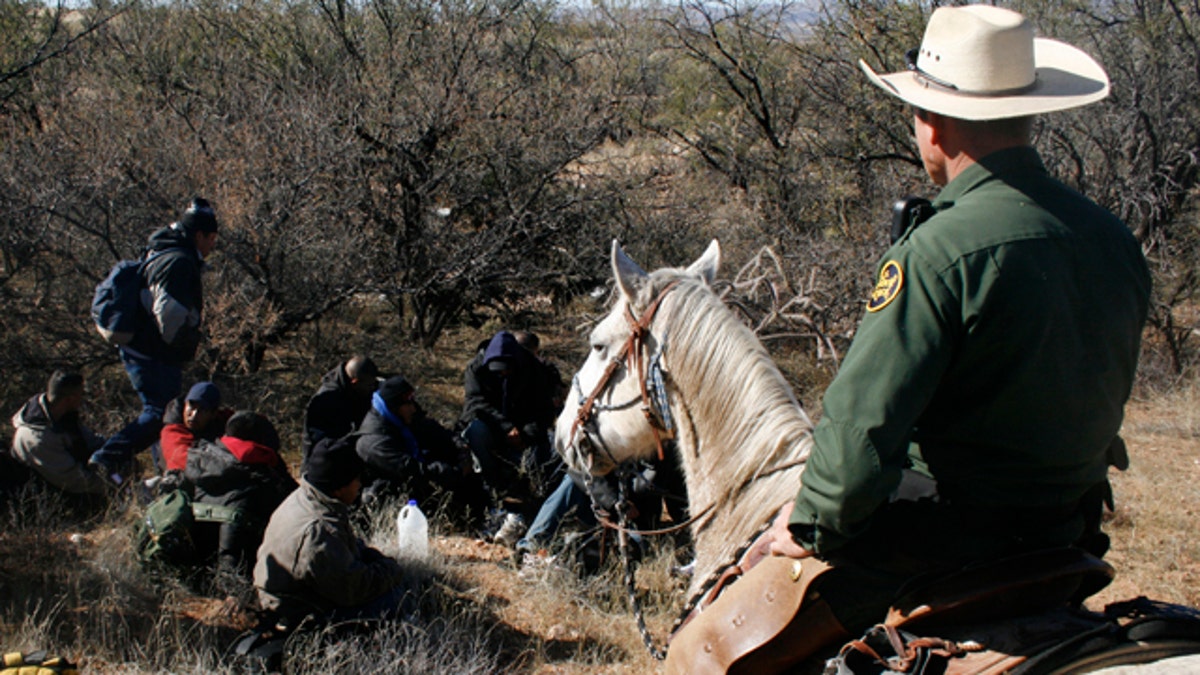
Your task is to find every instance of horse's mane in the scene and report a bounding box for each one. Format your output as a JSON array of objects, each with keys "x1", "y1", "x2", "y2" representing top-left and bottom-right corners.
[{"x1": 635, "y1": 267, "x2": 814, "y2": 596}]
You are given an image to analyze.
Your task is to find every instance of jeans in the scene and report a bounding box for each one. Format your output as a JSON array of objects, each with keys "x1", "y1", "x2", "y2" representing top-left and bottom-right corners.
[
  {"x1": 517, "y1": 474, "x2": 592, "y2": 552},
  {"x1": 90, "y1": 349, "x2": 182, "y2": 473}
]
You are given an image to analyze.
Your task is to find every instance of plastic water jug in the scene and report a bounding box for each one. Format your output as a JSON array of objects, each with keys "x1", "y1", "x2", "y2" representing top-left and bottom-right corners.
[{"x1": 396, "y1": 499, "x2": 430, "y2": 561}]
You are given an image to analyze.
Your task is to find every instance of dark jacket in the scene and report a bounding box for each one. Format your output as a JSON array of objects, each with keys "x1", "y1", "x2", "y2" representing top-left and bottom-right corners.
[
  {"x1": 185, "y1": 437, "x2": 297, "y2": 575},
  {"x1": 459, "y1": 333, "x2": 557, "y2": 443},
  {"x1": 356, "y1": 405, "x2": 465, "y2": 495},
  {"x1": 789, "y1": 147, "x2": 1151, "y2": 558},
  {"x1": 128, "y1": 225, "x2": 205, "y2": 365},
  {"x1": 302, "y1": 363, "x2": 373, "y2": 466}
]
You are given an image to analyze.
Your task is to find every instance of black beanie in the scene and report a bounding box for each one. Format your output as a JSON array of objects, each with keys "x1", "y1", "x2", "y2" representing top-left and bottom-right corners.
[
  {"x1": 377, "y1": 376, "x2": 415, "y2": 408},
  {"x1": 305, "y1": 435, "x2": 363, "y2": 494},
  {"x1": 179, "y1": 197, "x2": 219, "y2": 235}
]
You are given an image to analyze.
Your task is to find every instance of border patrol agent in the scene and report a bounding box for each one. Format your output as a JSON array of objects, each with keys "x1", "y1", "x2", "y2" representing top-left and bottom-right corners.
[{"x1": 762, "y1": 4, "x2": 1152, "y2": 666}]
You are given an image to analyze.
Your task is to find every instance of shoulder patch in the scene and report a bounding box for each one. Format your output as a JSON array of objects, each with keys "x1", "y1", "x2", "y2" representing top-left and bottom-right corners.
[{"x1": 866, "y1": 260, "x2": 903, "y2": 312}]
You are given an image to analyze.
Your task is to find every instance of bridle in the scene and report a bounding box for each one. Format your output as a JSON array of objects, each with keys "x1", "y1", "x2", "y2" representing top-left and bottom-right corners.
[{"x1": 568, "y1": 280, "x2": 679, "y2": 466}]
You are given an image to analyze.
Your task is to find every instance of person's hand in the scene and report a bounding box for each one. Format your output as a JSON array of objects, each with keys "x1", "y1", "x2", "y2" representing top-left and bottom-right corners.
[{"x1": 768, "y1": 501, "x2": 812, "y2": 559}]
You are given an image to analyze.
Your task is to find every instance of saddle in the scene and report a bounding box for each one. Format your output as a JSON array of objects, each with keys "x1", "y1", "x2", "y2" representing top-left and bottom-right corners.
[{"x1": 664, "y1": 543, "x2": 1115, "y2": 675}]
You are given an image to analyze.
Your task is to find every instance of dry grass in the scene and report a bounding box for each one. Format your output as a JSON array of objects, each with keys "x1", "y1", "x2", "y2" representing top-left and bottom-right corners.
[{"x1": 1092, "y1": 382, "x2": 1200, "y2": 611}]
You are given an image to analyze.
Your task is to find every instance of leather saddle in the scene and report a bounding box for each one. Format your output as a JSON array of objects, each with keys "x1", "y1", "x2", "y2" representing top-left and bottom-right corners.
[{"x1": 665, "y1": 545, "x2": 1114, "y2": 674}]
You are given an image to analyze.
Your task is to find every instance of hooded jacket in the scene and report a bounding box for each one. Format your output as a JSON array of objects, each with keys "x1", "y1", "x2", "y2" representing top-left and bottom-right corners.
[
  {"x1": 302, "y1": 363, "x2": 374, "y2": 466},
  {"x1": 254, "y1": 480, "x2": 404, "y2": 623},
  {"x1": 127, "y1": 224, "x2": 205, "y2": 365},
  {"x1": 10, "y1": 394, "x2": 106, "y2": 495},
  {"x1": 459, "y1": 332, "x2": 557, "y2": 441},
  {"x1": 356, "y1": 403, "x2": 464, "y2": 490},
  {"x1": 185, "y1": 436, "x2": 297, "y2": 574}
]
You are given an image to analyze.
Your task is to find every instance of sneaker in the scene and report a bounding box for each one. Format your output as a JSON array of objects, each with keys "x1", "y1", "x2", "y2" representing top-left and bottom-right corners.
[
  {"x1": 492, "y1": 513, "x2": 526, "y2": 548},
  {"x1": 517, "y1": 551, "x2": 563, "y2": 581}
]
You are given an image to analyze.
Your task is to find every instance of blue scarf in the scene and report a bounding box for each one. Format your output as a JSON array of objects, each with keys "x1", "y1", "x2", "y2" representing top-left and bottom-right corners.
[{"x1": 372, "y1": 392, "x2": 422, "y2": 460}]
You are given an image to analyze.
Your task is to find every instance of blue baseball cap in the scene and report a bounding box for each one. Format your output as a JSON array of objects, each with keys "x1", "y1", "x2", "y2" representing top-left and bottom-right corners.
[{"x1": 185, "y1": 382, "x2": 221, "y2": 410}]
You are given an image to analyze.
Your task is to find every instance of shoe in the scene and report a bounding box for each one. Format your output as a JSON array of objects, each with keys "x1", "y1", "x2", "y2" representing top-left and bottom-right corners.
[
  {"x1": 517, "y1": 551, "x2": 563, "y2": 581},
  {"x1": 492, "y1": 513, "x2": 526, "y2": 548}
]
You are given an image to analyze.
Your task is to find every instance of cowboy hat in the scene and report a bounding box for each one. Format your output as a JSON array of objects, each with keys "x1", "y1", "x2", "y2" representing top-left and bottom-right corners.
[{"x1": 860, "y1": 5, "x2": 1109, "y2": 121}]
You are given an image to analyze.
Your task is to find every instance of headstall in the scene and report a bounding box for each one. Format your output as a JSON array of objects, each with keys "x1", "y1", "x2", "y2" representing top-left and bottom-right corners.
[{"x1": 569, "y1": 280, "x2": 680, "y2": 465}]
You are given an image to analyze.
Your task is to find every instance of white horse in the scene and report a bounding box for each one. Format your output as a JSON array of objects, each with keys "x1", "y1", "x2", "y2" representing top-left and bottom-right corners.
[
  {"x1": 555, "y1": 239, "x2": 811, "y2": 599},
  {"x1": 554, "y1": 240, "x2": 1200, "y2": 673}
]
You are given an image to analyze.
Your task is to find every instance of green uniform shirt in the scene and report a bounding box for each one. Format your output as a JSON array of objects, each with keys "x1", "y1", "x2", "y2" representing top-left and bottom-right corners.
[{"x1": 790, "y1": 147, "x2": 1151, "y2": 556}]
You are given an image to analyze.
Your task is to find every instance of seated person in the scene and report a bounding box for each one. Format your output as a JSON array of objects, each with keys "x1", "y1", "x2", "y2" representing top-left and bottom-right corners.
[
  {"x1": 357, "y1": 376, "x2": 490, "y2": 527},
  {"x1": 513, "y1": 330, "x2": 567, "y2": 412},
  {"x1": 8, "y1": 371, "x2": 108, "y2": 510},
  {"x1": 458, "y1": 331, "x2": 560, "y2": 504},
  {"x1": 184, "y1": 411, "x2": 297, "y2": 583},
  {"x1": 301, "y1": 355, "x2": 379, "y2": 469},
  {"x1": 254, "y1": 435, "x2": 408, "y2": 628},
  {"x1": 155, "y1": 381, "x2": 232, "y2": 475},
  {"x1": 515, "y1": 456, "x2": 689, "y2": 562}
]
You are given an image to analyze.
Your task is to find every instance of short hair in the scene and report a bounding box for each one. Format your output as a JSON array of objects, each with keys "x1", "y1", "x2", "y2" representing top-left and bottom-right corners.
[
  {"x1": 958, "y1": 115, "x2": 1034, "y2": 142},
  {"x1": 514, "y1": 330, "x2": 540, "y2": 352},
  {"x1": 346, "y1": 355, "x2": 379, "y2": 381},
  {"x1": 915, "y1": 108, "x2": 1033, "y2": 143},
  {"x1": 224, "y1": 411, "x2": 281, "y2": 451},
  {"x1": 46, "y1": 371, "x2": 84, "y2": 403}
]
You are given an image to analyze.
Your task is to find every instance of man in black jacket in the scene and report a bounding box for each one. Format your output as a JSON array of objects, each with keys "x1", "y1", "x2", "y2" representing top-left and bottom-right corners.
[
  {"x1": 357, "y1": 376, "x2": 489, "y2": 526},
  {"x1": 90, "y1": 198, "x2": 219, "y2": 484},
  {"x1": 459, "y1": 331, "x2": 559, "y2": 504},
  {"x1": 301, "y1": 355, "x2": 379, "y2": 469}
]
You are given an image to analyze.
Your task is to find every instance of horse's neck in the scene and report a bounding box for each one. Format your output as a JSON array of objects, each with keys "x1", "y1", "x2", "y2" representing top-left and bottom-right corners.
[{"x1": 676, "y1": 396, "x2": 813, "y2": 599}]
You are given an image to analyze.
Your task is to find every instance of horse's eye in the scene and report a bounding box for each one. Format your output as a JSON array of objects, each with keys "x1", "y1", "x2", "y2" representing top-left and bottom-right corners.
[{"x1": 592, "y1": 344, "x2": 603, "y2": 354}]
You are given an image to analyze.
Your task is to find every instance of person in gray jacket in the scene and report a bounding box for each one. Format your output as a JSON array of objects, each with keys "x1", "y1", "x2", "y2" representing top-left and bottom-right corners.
[
  {"x1": 253, "y1": 435, "x2": 407, "y2": 628},
  {"x1": 9, "y1": 371, "x2": 108, "y2": 508}
]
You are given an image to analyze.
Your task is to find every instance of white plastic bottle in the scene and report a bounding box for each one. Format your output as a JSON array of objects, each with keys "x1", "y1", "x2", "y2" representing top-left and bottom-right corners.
[{"x1": 396, "y1": 499, "x2": 430, "y2": 561}]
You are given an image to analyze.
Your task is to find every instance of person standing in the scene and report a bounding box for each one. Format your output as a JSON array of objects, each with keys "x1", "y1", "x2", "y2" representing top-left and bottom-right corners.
[{"x1": 90, "y1": 198, "x2": 219, "y2": 484}]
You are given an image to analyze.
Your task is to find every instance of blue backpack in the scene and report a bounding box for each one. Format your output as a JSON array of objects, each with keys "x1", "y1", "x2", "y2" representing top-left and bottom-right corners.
[{"x1": 91, "y1": 255, "x2": 154, "y2": 346}]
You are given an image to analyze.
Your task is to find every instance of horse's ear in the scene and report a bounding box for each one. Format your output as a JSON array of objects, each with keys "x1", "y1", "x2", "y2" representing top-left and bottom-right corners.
[
  {"x1": 612, "y1": 240, "x2": 648, "y2": 301},
  {"x1": 686, "y1": 239, "x2": 721, "y2": 285}
]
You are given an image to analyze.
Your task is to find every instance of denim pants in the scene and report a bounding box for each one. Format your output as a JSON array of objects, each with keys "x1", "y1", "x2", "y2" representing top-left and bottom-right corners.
[
  {"x1": 90, "y1": 349, "x2": 182, "y2": 472},
  {"x1": 518, "y1": 474, "x2": 591, "y2": 551}
]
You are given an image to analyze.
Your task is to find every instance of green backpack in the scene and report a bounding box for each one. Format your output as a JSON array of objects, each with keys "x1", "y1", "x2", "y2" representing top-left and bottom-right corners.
[
  {"x1": 134, "y1": 489, "x2": 241, "y2": 567},
  {"x1": 134, "y1": 489, "x2": 197, "y2": 566}
]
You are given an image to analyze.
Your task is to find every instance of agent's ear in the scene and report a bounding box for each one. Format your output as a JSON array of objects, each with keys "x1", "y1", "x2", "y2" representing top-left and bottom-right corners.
[
  {"x1": 612, "y1": 240, "x2": 648, "y2": 303},
  {"x1": 686, "y1": 239, "x2": 720, "y2": 286}
]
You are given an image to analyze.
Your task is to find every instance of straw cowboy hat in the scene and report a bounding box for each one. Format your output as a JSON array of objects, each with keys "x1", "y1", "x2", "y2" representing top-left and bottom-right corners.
[{"x1": 860, "y1": 5, "x2": 1109, "y2": 121}]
